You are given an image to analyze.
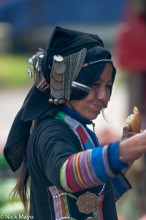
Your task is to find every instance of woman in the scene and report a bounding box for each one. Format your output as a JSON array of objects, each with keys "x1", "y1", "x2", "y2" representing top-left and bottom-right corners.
[{"x1": 4, "y1": 26, "x2": 146, "y2": 220}]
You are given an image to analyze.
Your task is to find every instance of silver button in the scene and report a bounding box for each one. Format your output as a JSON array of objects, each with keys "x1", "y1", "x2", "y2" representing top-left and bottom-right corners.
[{"x1": 54, "y1": 55, "x2": 64, "y2": 62}]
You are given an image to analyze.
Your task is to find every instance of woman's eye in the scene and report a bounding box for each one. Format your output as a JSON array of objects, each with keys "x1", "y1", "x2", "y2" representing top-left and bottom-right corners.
[
  {"x1": 106, "y1": 84, "x2": 112, "y2": 90},
  {"x1": 92, "y1": 83, "x2": 112, "y2": 91},
  {"x1": 92, "y1": 83, "x2": 100, "y2": 88}
]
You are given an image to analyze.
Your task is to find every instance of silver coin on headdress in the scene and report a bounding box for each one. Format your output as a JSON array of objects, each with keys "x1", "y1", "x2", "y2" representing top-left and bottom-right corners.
[
  {"x1": 53, "y1": 61, "x2": 66, "y2": 74},
  {"x1": 51, "y1": 78, "x2": 63, "y2": 90},
  {"x1": 53, "y1": 71, "x2": 64, "y2": 81},
  {"x1": 51, "y1": 87, "x2": 63, "y2": 99}
]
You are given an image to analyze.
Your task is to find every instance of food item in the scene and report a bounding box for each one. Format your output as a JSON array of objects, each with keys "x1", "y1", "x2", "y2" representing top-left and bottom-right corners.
[{"x1": 125, "y1": 107, "x2": 141, "y2": 133}]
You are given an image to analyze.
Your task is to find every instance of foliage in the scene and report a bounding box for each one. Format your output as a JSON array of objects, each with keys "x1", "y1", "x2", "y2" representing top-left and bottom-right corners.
[
  {"x1": 0, "y1": 154, "x2": 27, "y2": 219},
  {"x1": 0, "y1": 54, "x2": 32, "y2": 87},
  {"x1": 0, "y1": 154, "x2": 9, "y2": 169},
  {"x1": 0, "y1": 178, "x2": 26, "y2": 218}
]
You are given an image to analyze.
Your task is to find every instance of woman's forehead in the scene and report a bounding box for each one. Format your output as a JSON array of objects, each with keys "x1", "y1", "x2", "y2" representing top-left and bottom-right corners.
[{"x1": 97, "y1": 63, "x2": 113, "y2": 82}]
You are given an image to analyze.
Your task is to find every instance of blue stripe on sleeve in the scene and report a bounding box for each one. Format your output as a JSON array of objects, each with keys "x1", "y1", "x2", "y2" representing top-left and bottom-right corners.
[
  {"x1": 107, "y1": 142, "x2": 128, "y2": 174},
  {"x1": 112, "y1": 173, "x2": 132, "y2": 200},
  {"x1": 91, "y1": 146, "x2": 112, "y2": 182}
]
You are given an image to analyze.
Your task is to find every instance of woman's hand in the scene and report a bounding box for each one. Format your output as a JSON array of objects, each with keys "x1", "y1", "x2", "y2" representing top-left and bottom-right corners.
[
  {"x1": 119, "y1": 130, "x2": 146, "y2": 165},
  {"x1": 121, "y1": 125, "x2": 136, "y2": 140}
]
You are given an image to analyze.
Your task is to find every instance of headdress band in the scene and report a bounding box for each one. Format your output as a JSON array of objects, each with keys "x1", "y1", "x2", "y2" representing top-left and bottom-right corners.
[
  {"x1": 27, "y1": 50, "x2": 113, "y2": 104},
  {"x1": 82, "y1": 59, "x2": 112, "y2": 67}
]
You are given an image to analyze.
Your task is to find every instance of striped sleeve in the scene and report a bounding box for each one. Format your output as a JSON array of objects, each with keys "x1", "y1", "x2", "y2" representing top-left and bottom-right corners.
[
  {"x1": 112, "y1": 173, "x2": 132, "y2": 201},
  {"x1": 60, "y1": 143, "x2": 129, "y2": 192}
]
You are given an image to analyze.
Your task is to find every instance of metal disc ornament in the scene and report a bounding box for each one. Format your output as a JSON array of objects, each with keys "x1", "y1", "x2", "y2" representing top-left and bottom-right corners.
[
  {"x1": 51, "y1": 88, "x2": 63, "y2": 99},
  {"x1": 53, "y1": 62, "x2": 66, "y2": 74},
  {"x1": 53, "y1": 71, "x2": 63, "y2": 81},
  {"x1": 76, "y1": 192, "x2": 98, "y2": 214},
  {"x1": 51, "y1": 78, "x2": 63, "y2": 89}
]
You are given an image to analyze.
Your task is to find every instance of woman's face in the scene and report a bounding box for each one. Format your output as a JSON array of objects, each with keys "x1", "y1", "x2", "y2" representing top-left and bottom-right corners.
[{"x1": 69, "y1": 63, "x2": 113, "y2": 120}]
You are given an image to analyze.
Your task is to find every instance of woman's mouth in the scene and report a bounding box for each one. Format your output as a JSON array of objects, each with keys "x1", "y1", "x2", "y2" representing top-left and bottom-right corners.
[{"x1": 91, "y1": 102, "x2": 106, "y2": 113}]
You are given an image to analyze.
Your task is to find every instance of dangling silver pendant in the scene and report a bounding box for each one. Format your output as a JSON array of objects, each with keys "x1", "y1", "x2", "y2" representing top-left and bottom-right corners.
[
  {"x1": 54, "y1": 99, "x2": 59, "y2": 105},
  {"x1": 59, "y1": 99, "x2": 65, "y2": 104},
  {"x1": 53, "y1": 61, "x2": 66, "y2": 74},
  {"x1": 27, "y1": 67, "x2": 33, "y2": 78},
  {"x1": 48, "y1": 98, "x2": 54, "y2": 103}
]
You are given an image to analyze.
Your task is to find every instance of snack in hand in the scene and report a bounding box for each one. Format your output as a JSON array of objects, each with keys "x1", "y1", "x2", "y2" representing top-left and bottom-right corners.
[{"x1": 125, "y1": 107, "x2": 141, "y2": 133}]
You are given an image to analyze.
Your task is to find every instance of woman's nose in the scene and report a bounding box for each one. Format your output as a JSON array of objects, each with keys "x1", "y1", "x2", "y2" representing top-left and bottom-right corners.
[{"x1": 96, "y1": 87, "x2": 108, "y2": 101}]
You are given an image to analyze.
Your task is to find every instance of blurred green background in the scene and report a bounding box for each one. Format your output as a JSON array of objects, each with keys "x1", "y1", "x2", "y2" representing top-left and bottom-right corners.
[
  {"x1": 0, "y1": 54, "x2": 30, "y2": 219},
  {"x1": 0, "y1": 54, "x2": 31, "y2": 87}
]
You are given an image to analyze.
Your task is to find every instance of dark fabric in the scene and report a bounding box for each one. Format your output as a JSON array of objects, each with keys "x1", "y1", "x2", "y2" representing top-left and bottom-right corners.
[
  {"x1": 40, "y1": 26, "x2": 104, "y2": 84},
  {"x1": 46, "y1": 26, "x2": 104, "y2": 56},
  {"x1": 3, "y1": 86, "x2": 61, "y2": 171},
  {"x1": 27, "y1": 118, "x2": 118, "y2": 220},
  {"x1": 3, "y1": 88, "x2": 33, "y2": 171}
]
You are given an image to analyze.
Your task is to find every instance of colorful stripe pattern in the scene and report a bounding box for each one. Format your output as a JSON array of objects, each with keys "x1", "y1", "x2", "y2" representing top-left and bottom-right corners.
[
  {"x1": 94, "y1": 194, "x2": 104, "y2": 220},
  {"x1": 56, "y1": 111, "x2": 113, "y2": 192},
  {"x1": 49, "y1": 185, "x2": 104, "y2": 220},
  {"x1": 56, "y1": 111, "x2": 131, "y2": 196},
  {"x1": 55, "y1": 111, "x2": 95, "y2": 150},
  {"x1": 50, "y1": 110, "x2": 131, "y2": 219},
  {"x1": 63, "y1": 150, "x2": 103, "y2": 192},
  {"x1": 36, "y1": 75, "x2": 50, "y2": 92},
  {"x1": 49, "y1": 186, "x2": 71, "y2": 219},
  {"x1": 56, "y1": 111, "x2": 131, "y2": 197}
]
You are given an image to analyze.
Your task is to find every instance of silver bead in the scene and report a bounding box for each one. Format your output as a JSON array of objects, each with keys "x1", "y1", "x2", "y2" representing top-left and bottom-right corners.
[
  {"x1": 28, "y1": 58, "x2": 33, "y2": 64},
  {"x1": 39, "y1": 54, "x2": 44, "y2": 58},
  {"x1": 54, "y1": 99, "x2": 59, "y2": 105},
  {"x1": 48, "y1": 98, "x2": 54, "y2": 103},
  {"x1": 59, "y1": 99, "x2": 65, "y2": 104},
  {"x1": 54, "y1": 55, "x2": 64, "y2": 62},
  {"x1": 27, "y1": 67, "x2": 33, "y2": 78}
]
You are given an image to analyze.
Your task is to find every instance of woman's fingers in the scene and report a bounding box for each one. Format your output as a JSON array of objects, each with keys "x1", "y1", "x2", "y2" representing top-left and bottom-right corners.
[
  {"x1": 119, "y1": 131, "x2": 146, "y2": 164},
  {"x1": 122, "y1": 125, "x2": 136, "y2": 140}
]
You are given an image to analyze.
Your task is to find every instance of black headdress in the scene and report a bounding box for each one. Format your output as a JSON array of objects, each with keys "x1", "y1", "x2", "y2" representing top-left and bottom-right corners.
[{"x1": 3, "y1": 26, "x2": 116, "y2": 171}]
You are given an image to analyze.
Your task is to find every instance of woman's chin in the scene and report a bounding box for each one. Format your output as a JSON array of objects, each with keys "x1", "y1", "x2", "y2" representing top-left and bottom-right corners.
[{"x1": 87, "y1": 111, "x2": 100, "y2": 120}]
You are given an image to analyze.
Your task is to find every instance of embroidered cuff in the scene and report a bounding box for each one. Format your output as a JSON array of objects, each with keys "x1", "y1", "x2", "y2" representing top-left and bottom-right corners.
[
  {"x1": 91, "y1": 145, "x2": 115, "y2": 182},
  {"x1": 107, "y1": 142, "x2": 128, "y2": 174}
]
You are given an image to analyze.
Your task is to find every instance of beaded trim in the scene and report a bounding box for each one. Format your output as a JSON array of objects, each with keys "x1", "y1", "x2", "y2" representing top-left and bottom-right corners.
[
  {"x1": 49, "y1": 186, "x2": 105, "y2": 220},
  {"x1": 49, "y1": 186, "x2": 71, "y2": 219},
  {"x1": 82, "y1": 59, "x2": 112, "y2": 68}
]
